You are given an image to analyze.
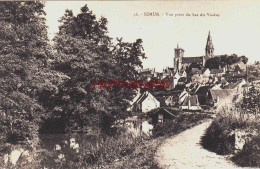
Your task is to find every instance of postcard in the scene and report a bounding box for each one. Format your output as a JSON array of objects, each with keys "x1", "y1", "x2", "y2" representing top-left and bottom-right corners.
[{"x1": 0, "y1": 1, "x2": 260, "y2": 168}]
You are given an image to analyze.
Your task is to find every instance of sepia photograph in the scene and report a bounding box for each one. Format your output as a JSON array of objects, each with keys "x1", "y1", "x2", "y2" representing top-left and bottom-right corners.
[{"x1": 0, "y1": 0, "x2": 260, "y2": 168}]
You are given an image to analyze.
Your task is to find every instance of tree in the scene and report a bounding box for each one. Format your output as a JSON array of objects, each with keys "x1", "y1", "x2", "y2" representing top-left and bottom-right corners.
[
  {"x1": 205, "y1": 54, "x2": 248, "y2": 70},
  {"x1": 0, "y1": 1, "x2": 64, "y2": 148},
  {"x1": 205, "y1": 57, "x2": 223, "y2": 69},
  {"x1": 240, "y1": 55, "x2": 248, "y2": 64},
  {"x1": 53, "y1": 5, "x2": 146, "y2": 134}
]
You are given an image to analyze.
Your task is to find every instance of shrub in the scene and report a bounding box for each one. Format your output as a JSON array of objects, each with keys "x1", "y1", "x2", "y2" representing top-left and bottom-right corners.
[
  {"x1": 201, "y1": 120, "x2": 235, "y2": 155},
  {"x1": 153, "y1": 112, "x2": 211, "y2": 138},
  {"x1": 232, "y1": 135, "x2": 260, "y2": 167},
  {"x1": 201, "y1": 102, "x2": 260, "y2": 155},
  {"x1": 153, "y1": 121, "x2": 178, "y2": 138}
]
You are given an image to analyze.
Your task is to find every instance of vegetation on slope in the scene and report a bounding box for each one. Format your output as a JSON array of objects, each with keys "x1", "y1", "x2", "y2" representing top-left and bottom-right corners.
[{"x1": 201, "y1": 84, "x2": 260, "y2": 167}]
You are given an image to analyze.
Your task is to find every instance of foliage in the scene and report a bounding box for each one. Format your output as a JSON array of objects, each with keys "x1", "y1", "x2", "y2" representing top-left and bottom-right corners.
[
  {"x1": 10, "y1": 111, "x2": 211, "y2": 169},
  {"x1": 52, "y1": 5, "x2": 146, "y2": 133},
  {"x1": 205, "y1": 54, "x2": 248, "y2": 70},
  {"x1": 201, "y1": 119, "x2": 235, "y2": 155},
  {"x1": 232, "y1": 135, "x2": 260, "y2": 167},
  {"x1": 0, "y1": 1, "x2": 64, "y2": 150},
  {"x1": 202, "y1": 88, "x2": 260, "y2": 160},
  {"x1": 240, "y1": 84, "x2": 260, "y2": 114},
  {"x1": 8, "y1": 132, "x2": 161, "y2": 169},
  {"x1": 202, "y1": 102, "x2": 260, "y2": 156},
  {"x1": 0, "y1": 2, "x2": 149, "y2": 168},
  {"x1": 153, "y1": 112, "x2": 211, "y2": 138}
]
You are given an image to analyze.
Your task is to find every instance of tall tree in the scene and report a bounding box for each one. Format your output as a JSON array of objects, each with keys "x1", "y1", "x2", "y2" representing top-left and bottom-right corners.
[
  {"x1": 0, "y1": 1, "x2": 65, "y2": 148},
  {"x1": 53, "y1": 5, "x2": 145, "y2": 133}
]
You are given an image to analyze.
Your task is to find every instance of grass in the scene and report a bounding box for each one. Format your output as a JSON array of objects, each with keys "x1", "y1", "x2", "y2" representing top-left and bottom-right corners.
[
  {"x1": 94, "y1": 135, "x2": 164, "y2": 169},
  {"x1": 35, "y1": 131, "x2": 163, "y2": 169}
]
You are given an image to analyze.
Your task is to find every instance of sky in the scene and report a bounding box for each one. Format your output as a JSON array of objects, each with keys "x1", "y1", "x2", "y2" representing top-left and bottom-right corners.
[{"x1": 45, "y1": 1, "x2": 260, "y2": 72}]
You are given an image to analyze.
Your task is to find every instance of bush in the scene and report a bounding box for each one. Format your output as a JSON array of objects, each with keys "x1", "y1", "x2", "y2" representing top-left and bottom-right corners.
[
  {"x1": 153, "y1": 112, "x2": 211, "y2": 138},
  {"x1": 232, "y1": 135, "x2": 260, "y2": 167},
  {"x1": 153, "y1": 121, "x2": 178, "y2": 138},
  {"x1": 201, "y1": 102, "x2": 260, "y2": 156},
  {"x1": 201, "y1": 120, "x2": 235, "y2": 155}
]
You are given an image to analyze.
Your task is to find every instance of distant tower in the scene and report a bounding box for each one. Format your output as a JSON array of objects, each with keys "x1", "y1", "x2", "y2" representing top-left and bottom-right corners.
[
  {"x1": 205, "y1": 31, "x2": 214, "y2": 58},
  {"x1": 174, "y1": 44, "x2": 184, "y2": 72}
]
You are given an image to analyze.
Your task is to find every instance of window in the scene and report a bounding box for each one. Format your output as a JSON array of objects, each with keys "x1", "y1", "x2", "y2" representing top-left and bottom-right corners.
[{"x1": 158, "y1": 114, "x2": 163, "y2": 123}]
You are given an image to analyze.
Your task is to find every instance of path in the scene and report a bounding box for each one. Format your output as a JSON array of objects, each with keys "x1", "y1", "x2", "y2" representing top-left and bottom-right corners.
[{"x1": 155, "y1": 120, "x2": 241, "y2": 169}]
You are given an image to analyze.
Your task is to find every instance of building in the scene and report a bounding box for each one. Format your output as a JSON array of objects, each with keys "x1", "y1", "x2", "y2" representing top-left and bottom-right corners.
[
  {"x1": 147, "y1": 108, "x2": 178, "y2": 125},
  {"x1": 165, "y1": 95, "x2": 175, "y2": 107},
  {"x1": 178, "y1": 89, "x2": 189, "y2": 105},
  {"x1": 205, "y1": 31, "x2": 214, "y2": 58},
  {"x1": 229, "y1": 61, "x2": 247, "y2": 72},
  {"x1": 131, "y1": 91, "x2": 160, "y2": 113},
  {"x1": 180, "y1": 94, "x2": 201, "y2": 111},
  {"x1": 174, "y1": 31, "x2": 214, "y2": 73},
  {"x1": 139, "y1": 68, "x2": 156, "y2": 81},
  {"x1": 206, "y1": 89, "x2": 235, "y2": 107}
]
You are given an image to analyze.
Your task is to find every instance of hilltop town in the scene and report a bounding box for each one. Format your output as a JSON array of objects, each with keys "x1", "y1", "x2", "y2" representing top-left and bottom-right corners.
[{"x1": 131, "y1": 31, "x2": 260, "y2": 118}]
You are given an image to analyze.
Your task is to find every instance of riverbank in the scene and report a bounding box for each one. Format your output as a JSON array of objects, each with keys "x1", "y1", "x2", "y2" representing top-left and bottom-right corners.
[{"x1": 0, "y1": 111, "x2": 211, "y2": 168}]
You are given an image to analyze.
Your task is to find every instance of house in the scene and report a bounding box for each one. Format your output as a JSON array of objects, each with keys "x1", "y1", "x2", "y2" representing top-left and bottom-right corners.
[
  {"x1": 222, "y1": 79, "x2": 247, "y2": 102},
  {"x1": 164, "y1": 94, "x2": 179, "y2": 107},
  {"x1": 163, "y1": 67, "x2": 174, "y2": 76},
  {"x1": 147, "y1": 108, "x2": 178, "y2": 125},
  {"x1": 188, "y1": 82, "x2": 201, "y2": 94},
  {"x1": 178, "y1": 89, "x2": 189, "y2": 105},
  {"x1": 139, "y1": 68, "x2": 158, "y2": 81},
  {"x1": 165, "y1": 95, "x2": 175, "y2": 107},
  {"x1": 191, "y1": 74, "x2": 204, "y2": 83},
  {"x1": 172, "y1": 72, "x2": 181, "y2": 88},
  {"x1": 211, "y1": 83, "x2": 222, "y2": 89},
  {"x1": 206, "y1": 89, "x2": 235, "y2": 107},
  {"x1": 202, "y1": 68, "x2": 211, "y2": 77},
  {"x1": 152, "y1": 90, "x2": 181, "y2": 107},
  {"x1": 230, "y1": 61, "x2": 247, "y2": 72},
  {"x1": 162, "y1": 76, "x2": 175, "y2": 90},
  {"x1": 220, "y1": 78, "x2": 229, "y2": 87},
  {"x1": 210, "y1": 69, "x2": 225, "y2": 77},
  {"x1": 180, "y1": 94, "x2": 201, "y2": 111},
  {"x1": 201, "y1": 68, "x2": 211, "y2": 83},
  {"x1": 132, "y1": 91, "x2": 160, "y2": 113},
  {"x1": 177, "y1": 77, "x2": 187, "y2": 85},
  {"x1": 222, "y1": 79, "x2": 246, "y2": 94},
  {"x1": 190, "y1": 68, "x2": 202, "y2": 75},
  {"x1": 188, "y1": 68, "x2": 206, "y2": 83},
  {"x1": 180, "y1": 70, "x2": 187, "y2": 78}
]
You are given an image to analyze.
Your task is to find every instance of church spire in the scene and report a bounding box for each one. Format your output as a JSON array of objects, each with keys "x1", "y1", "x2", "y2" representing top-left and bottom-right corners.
[
  {"x1": 208, "y1": 31, "x2": 211, "y2": 40},
  {"x1": 205, "y1": 31, "x2": 214, "y2": 58}
]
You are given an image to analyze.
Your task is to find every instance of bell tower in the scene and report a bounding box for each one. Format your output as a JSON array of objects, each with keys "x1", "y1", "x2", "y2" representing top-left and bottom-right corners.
[
  {"x1": 174, "y1": 44, "x2": 184, "y2": 72},
  {"x1": 205, "y1": 31, "x2": 214, "y2": 58}
]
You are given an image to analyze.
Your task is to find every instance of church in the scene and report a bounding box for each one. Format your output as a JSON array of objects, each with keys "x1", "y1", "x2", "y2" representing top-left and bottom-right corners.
[{"x1": 174, "y1": 31, "x2": 214, "y2": 73}]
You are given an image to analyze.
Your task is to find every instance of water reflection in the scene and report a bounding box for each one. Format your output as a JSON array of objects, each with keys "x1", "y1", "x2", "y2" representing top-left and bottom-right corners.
[{"x1": 38, "y1": 118, "x2": 154, "y2": 166}]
